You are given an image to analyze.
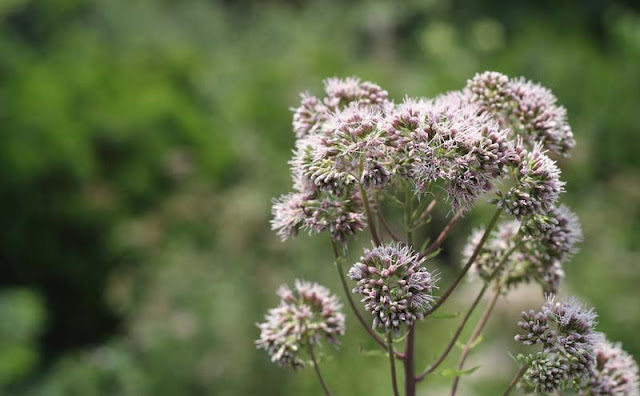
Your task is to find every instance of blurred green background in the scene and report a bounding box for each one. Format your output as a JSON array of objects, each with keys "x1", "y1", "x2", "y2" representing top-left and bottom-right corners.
[{"x1": 0, "y1": 0, "x2": 638, "y2": 395}]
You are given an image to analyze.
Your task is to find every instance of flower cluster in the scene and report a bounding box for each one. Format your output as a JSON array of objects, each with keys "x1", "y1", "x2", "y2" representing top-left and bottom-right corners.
[
  {"x1": 386, "y1": 93, "x2": 515, "y2": 212},
  {"x1": 348, "y1": 243, "x2": 438, "y2": 333},
  {"x1": 497, "y1": 142, "x2": 565, "y2": 219},
  {"x1": 256, "y1": 280, "x2": 345, "y2": 370},
  {"x1": 467, "y1": 71, "x2": 576, "y2": 157},
  {"x1": 464, "y1": 204, "x2": 582, "y2": 293},
  {"x1": 275, "y1": 74, "x2": 573, "y2": 244},
  {"x1": 274, "y1": 77, "x2": 396, "y2": 242},
  {"x1": 515, "y1": 296, "x2": 603, "y2": 393},
  {"x1": 581, "y1": 338, "x2": 640, "y2": 395},
  {"x1": 271, "y1": 192, "x2": 366, "y2": 243}
]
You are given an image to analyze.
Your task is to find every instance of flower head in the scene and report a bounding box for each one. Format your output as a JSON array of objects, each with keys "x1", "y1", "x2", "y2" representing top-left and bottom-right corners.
[
  {"x1": 509, "y1": 78, "x2": 575, "y2": 157},
  {"x1": 581, "y1": 338, "x2": 640, "y2": 396},
  {"x1": 256, "y1": 280, "x2": 345, "y2": 370},
  {"x1": 271, "y1": 192, "x2": 366, "y2": 243},
  {"x1": 464, "y1": 204, "x2": 582, "y2": 293},
  {"x1": 348, "y1": 243, "x2": 438, "y2": 334},
  {"x1": 498, "y1": 142, "x2": 565, "y2": 218},
  {"x1": 323, "y1": 77, "x2": 390, "y2": 109},
  {"x1": 467, "y1": 71, "x2": 575, "y2": 157},
  {"x1": 516, "y1": 296, "x2": 602, "y2": 392},
  {"x1": 291, "y1": 92, "x2": 329, "y2": 138}
]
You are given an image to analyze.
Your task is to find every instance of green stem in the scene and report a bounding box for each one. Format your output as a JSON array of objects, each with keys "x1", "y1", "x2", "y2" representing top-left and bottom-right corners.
[
  {"x1": 387, "y1": 333, "x2": 400, "y2": 396},
  {"x1": 359, "y1": 185, "x2": 382, "y2": 246},
  {"x1": 308, "y1": 340, "x2": 333, "y2": 396}
]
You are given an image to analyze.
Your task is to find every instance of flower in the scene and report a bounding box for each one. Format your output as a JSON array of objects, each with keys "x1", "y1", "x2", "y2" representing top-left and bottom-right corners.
[
  {"x1": 323, "y1": 77, "x2": 390, "y2": 109},
  {"x1": 271, "y1": 192, "x2": 366, "y2": 243},
  {"x1": 581, "y1": 338, "x2": 640, "y2": 396},
  {"x1": 467, "y1": 71, "x2": 575, "y2": 157},
  {"x1": 291, "y1": 92, "x2": 329, "y2": 138},
  {"x1": 509, "y1": 78, "x2": 575, "y2": 157},
  {"x1": 464, "y1": 204, "x2": 582, "y2": 293},
  {"x1": 498, "y1": 142, "x2": 565, "y2": 219},
  {"x1": 256, "y1": 280, "x2": 345, "y2": 370},
  {"x1": 516, "y1": 296, "x2": 602, "y2": 392},
  {"x1": 385, "y1": 92, "x2": 514, "y2": 212},
  {"x1": 467, "y1": 71, "x2": 512, "y2": 113},
  {"x1": 348, "y1": 242, "x2": 438, "y2": 333}
]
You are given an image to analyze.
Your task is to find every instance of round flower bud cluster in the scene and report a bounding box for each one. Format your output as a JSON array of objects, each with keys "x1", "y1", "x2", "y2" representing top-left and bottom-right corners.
[
  {"x1": 463, "y1": 204, "x2": 581, "y2": 293},
  {"x1": 348, "y1": 242, "x2": 438, "y2": 334},
  {"x1": 523, "y1": 352, "x2": 572, "y2": 393},
  {"x1": 497, "y1": 142, "x2": 565, "y2": 219},
  {"x1": 256, "y1": 280, "x2": 345, "y2": 370},
  {"x1": 515, "y1": 296, "x2": 603, "y2": 393},
  {"x1": 580, "y1": 338, "x2": 639, "y2": 395},
  {"x1": 271, "y1": 192, "x2": 366, "y2": 243},
  {"x1": 467, "y1": 71, "x2": 575, "y2": 157}
]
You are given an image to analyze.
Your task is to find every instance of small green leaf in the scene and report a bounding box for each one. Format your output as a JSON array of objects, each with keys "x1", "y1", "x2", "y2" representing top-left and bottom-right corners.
[
  {"x1": 469, "y1": 335, "x2": 483, "y2": 349},
  {"x1": 429, "y1": 311, "x2": 461, "y2": 319},
  {"x1": 439, "y1": 366, "x2": 480, "y2": 377},
  {"x1": 358, "y1": 345, "x2": 388, "y2": 358},
  {"x1": 425, "y1": 248, "x2": 441, "y2": 259}
]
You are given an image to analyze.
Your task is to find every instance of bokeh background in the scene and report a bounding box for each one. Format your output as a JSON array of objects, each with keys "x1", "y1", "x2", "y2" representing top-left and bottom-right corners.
[{"x1": 1, "y1": 0, "x2": 639, "y2": 395}]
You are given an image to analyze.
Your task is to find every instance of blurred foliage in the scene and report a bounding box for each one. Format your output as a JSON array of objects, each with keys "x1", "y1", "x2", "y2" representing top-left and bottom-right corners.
[{"x1": 0, "y1": 0, "x2": 638, "y2": 395}]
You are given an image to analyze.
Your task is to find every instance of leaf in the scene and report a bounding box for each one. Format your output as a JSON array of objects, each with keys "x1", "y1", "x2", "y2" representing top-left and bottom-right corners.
[
  {"x1": 358, "y1": 345, "x2": 388, "y2": 358},
  {"x1": 439, "y1": 366, "x2": 480, "y2": 377},
  {"x1": 456, "y1": 335, "x2": 483, "y2": 350},
  {"x1": 425, "y1": 248, "x2": 441, "y2": 259},
  {"x1": 429, "y1": 311, "x2": 461, "y2": 319},
  {"x1": 469, "y1": 335, "x2": 483, "y2": 349}
]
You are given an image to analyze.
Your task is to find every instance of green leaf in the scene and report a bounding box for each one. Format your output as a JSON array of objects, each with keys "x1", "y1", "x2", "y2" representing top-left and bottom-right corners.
[
  {"x1": 425, "y1": 248, "x2": 441, "y2": 259},
  {"x1": 439, "y1": 366, "x2": 480, "y2": 377},
  {"x1": 456, "y1": 335, "x2": 483, "y2": 350},
  {"x1": 358, "y1": 345, "x2": 388, "y2": 358},
  {"x1": 429, "y1": 311, "x2": 461, "y2": 319},
  {"x1": 469, "y1": 335, "x2": 484, "y2": 349}
]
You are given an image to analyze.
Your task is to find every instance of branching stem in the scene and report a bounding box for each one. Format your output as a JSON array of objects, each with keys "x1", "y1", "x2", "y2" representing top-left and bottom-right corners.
[{"x1": 425, "y1": 208, "x2": 503, "y2": 318}]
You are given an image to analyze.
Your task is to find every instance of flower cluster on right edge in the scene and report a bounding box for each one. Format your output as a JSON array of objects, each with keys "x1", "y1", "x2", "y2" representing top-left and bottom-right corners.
[{"x1": 515, "y1": 296, "x2": 639, "y2": 395}]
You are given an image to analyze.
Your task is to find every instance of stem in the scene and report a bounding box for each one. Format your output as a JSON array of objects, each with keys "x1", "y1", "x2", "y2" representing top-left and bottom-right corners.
[
  {"x1": 403, "y1": 326, "x2": 416, "y2": 396},
  {"x1": 422, "y1": 208, "x2": 464, "y2": 256},
  {"x1": 450, "y1": 283, "x2": 503, "y2": 395},
  {"x1": 387, "y1": 333, "x2": 400, "y2": 396},
  {"x1": 425, "y1": 208, "x2": 502, "y2": 318},
  {"x1": 416, "y1": 282, "x2": 489, "y2": 381},
  {"x1": 378, "y1": 211, "x2": 402, "y2": 243},
  {"x1": 359, "y1": 185, "x2": 382, "y2": 246},
  {"x1": 412, "y1": 191, "x2": 442, "y2": 226},
  {"x1": 502, "y1": 364, "x2": 528, "y2": 396},
  {"x1": 308, "y1": 340, "x2": 333, "y2": 396},
  {"x1": 421, "y1": 240, "x2": 520, "y2": 383}
]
